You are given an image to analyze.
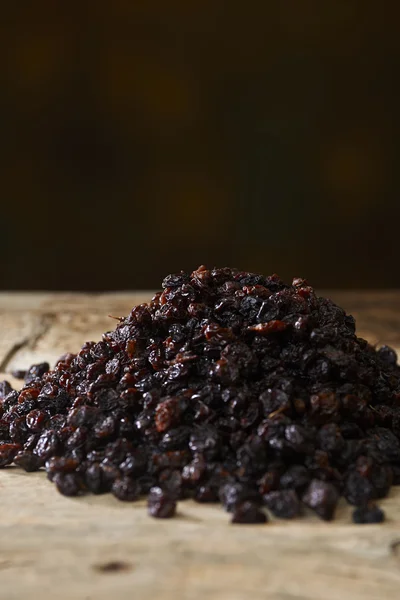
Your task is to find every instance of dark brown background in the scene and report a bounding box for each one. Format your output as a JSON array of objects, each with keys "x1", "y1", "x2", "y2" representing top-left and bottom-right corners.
[{"x1": 0, "y1": 2, "x2": 398, "y2": 291}]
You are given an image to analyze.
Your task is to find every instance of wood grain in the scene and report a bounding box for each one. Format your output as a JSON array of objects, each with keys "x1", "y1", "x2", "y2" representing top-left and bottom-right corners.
[{"x1": 1, "y1": 291, "x2": 400, "y2": 600}]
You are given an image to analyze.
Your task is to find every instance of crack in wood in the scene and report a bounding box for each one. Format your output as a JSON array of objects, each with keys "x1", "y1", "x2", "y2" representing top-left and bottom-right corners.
[
  {"x1": 0, "y1": 340, "x2": 30, "y2": 373},
  {"x1": 92, "y1": 561, "x2": 132, "y2": 574},
  {"x1": 0, "y1": 312, "x2": 56, "y2": 372},
  {"x1": 390, "y1": 539, "x2": 400, "y2": 556}
]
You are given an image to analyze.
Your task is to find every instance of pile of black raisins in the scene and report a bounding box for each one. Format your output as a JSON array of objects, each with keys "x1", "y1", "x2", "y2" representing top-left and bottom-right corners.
[{"x1": 1, "y1": 266, "x2": 400, "y2": 524}]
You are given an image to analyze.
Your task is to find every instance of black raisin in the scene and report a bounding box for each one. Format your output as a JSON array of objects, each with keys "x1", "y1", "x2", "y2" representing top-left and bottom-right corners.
[
  {"x1": 148, "y1": 486, "x2": 176, "y2": 518},
  {"x1": 231, "y1": 501, "x2": 267, "y2": 524},
  {"x1": 352, "y1": 504, "x2": 385, "y2": 524}
]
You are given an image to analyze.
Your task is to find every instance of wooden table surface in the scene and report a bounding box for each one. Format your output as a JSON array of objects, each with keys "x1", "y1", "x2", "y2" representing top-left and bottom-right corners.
[{"x1": 1, "y1": 291, "x2": 400, "y2": 600}]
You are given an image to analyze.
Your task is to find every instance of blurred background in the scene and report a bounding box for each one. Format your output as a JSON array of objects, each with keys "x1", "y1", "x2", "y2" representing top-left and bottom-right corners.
[{"x1": 0, "y1": 2, "x2": 398, "y2": 291}]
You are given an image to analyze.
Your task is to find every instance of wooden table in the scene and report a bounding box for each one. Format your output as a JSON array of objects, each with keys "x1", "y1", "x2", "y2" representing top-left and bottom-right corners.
[{"x1": 1, "y1": 291, "x2": 400, "y2": 600}]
